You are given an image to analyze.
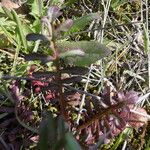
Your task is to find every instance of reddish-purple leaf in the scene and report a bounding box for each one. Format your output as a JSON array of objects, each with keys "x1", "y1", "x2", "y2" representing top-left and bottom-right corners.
[
  {"x1": 47, "y1": 6, "x2": 62, "y2": 22},
  {"x1": 61, "y1": 66, "x2": 89, "y2": 75},
  {"x1": 61, "y1": 76, "x2": 82, "y2": 84},
  {"x1": 24, "y1": 53, "x2": 54, "y2": 63},
  {"x1": 58, "y1": 19, "x2": 73, "y2": 32},
  {"x1": 32, "y1": 71, "x2": 57, "y2": 78},
  {"x1": 26, "y1": 33, "x2": 49, "y2": 42}
]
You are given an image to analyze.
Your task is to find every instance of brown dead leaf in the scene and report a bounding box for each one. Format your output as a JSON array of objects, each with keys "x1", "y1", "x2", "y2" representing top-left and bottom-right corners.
[{"x1": 1, "y1": 0, "x2": 21, "y2": 10}]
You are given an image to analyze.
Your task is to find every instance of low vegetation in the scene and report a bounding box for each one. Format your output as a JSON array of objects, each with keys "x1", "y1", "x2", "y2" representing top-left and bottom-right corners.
[{"x1": 0, "y1": 0, "x2": 150, "y2": 149}]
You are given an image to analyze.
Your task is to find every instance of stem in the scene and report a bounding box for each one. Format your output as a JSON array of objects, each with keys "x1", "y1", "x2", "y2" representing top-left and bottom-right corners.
[
  {"x1": 76, "y1": 64, "x2": 93, "y2": 124},
  {"x1": 76, "y1": 101, "x2": 125, "y2": 131},
  {"x1": 55, "y1": 59, "x2": 68, "y2": 121}
]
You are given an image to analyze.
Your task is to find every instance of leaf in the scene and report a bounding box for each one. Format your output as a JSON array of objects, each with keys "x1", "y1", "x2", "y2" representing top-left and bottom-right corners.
[
  {"x1": 24, "y1": 53, "x2": 54, "y2": 63},
  {"x1": 57, "y1": 116, "x2": 66, "y2": 138},
  {"x1": 111, "y1": 0, "x2": 127, "y2": 10},
  {"x1": 26, "y1": 33, "x2": 49, "y2": 42},
  {"x1": 1, "y1": 0, "x2": 20, "y2": 10},
  {"x1": 61, "y1": 76, "x2": 82, "y2": 84},
  {"x1": 47, "y1": 6, "x2": 62, "y2": 22},
  {"x1": 2, "y1": 7, "x2": 13, "y2": 20},
  {"x1": 11, "y1": 10, "x2": 27, "y2": 51},
  {"x1": 32, "y1": 71, "x2": 57, "y2": 78},
  {"x1": 65, "y1": 0, "x2": 78, "y2": 7},
  {"x1": 64, "y1": 132, "x2": 82, "y2": 150},
  {"x1": 61, "y1": 66, "x2": 89, "y2": 75},
  {"x1": 57, "y1": 41, "x2": 110, "y2": 66},
  {"x1": 0, "y1": 27, "x2": 16, "y2": 47},
  {"x1": 58, "y1": 19, "x2": 73, "y2": 32},
  {"x1": 38, "y1": 112, "x2": 57, "y2": 150},
  {"x1": 49, "y1": 0, "x2": 65, "y2": 7},
  {"x1": 59, "y1": 49, "x2": 85, "y2": 58},
  {"x1": 66, "y1": 13, "x2": 100, "y2": 34},
  {"x1": 29, "y1": 0, "x2": 43, "y2": 17}
]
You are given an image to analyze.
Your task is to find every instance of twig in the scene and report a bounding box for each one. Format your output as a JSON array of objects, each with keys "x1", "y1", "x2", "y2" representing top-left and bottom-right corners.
[
  {"x1": 99, "y1": 0, "x2": 111, "y2": 43},
  {"x1": 145, "y1": 0, "x2": 150, "y2": 88},
  {"x1": 76, "y1": 64, "x2": 93, "y2": 125}
]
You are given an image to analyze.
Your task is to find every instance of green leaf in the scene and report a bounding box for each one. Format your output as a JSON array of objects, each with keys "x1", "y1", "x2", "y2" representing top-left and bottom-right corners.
[
  {"x1": 2, "y1": 7, "x2": 13, "y2": 20},
  {"x1": 11, "y1": 10, "x2": 27, "y2": 51},
  {"x1": 64, "y1": 132, "x2": 82, "y2": 150},
  {"x1": 38, "y1": 112, "x2": 57, "y2": 150},
  {"x1": 111, "y1": 0, "x2": 127, "y2": 10},
  {"x1": 59, "y1": 49, "x2": 85, "y2": 58},
  {"x1": 49, "y1": 0, "x2": 65, "y2": 7},
  {"x1": 0, "y1": 24, "x2": 17, "y2": 46},
  {"x1": 29, "y1": 0, "x2": 43, "y2": 17},
  {"x1": 57, "y1": 41, "x2": 110, "y2": 66},
  {"x1": 65, "y1": 0, "x2": 78, "y2": 7},
  {"x1": 66, "y1": 13, "x2": 100, "y2": 34},
  {"x1": 57, "y1": 116, "x2": 66, "y2": 140}
]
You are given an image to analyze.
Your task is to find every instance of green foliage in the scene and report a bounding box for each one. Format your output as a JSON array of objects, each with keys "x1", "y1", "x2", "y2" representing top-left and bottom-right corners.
[
  {"x1": 57, "y1": 41, "x2": 110, "y2": 66},
  {"x1": 66, "y1": 13, "x2": 100, "y2": 34},
  {"x1": 38, "y1": 112, "x2": 82, "y2": 150},
  {"x1": 11, "y1": 10, "x2": 27, "y2": 51},
  {"x1": 64, "y1": 133, "x2": 82, "y2": 150},
  {"x1": 38, "y1": 112, "x2": 57, "y2": 150},
  {"x1": 111, "y1": 0, "x2": 127, "y2": 10},
  {"x1": 29, "y1": 0, "x2": 44, "y2": 17}
]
